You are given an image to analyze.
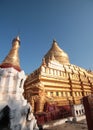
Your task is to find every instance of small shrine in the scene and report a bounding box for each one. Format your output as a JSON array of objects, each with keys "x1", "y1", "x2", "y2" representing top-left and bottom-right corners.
[{"x1": 0, "y1": 37, "x2": 39, "y2": 130}]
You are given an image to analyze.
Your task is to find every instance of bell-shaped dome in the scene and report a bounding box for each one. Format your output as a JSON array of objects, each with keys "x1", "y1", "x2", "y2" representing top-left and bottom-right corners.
[{"x1": 44, "y1": 40, "x2": 70, "y2": 65}]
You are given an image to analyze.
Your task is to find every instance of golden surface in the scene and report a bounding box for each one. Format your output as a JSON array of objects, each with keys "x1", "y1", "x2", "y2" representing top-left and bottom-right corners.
[
  {"x1": 24, "y1": 40, "x2": 93, "y2": 113},
  {"x1": 44, "y1": 40, "x2": 70, "y2": 65},
  {"x1": 1, "y1": 36, "x2": 21, "y2": 70}
]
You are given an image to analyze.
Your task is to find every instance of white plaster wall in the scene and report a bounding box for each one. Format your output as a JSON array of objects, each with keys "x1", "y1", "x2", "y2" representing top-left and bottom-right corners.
[
  {"x1": 72, "y1": 104, "x2": 85, "y2": 117},
  {"x1": 0, "y1": 67, "x2": 26, "y2": 107},
  {"x1": 0, "y1": 67, "x2": 39, "y2": 130}
]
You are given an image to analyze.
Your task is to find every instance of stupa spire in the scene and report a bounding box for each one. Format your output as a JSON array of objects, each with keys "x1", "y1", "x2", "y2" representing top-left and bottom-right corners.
[
  {"x1": 0, "y1": 36, "x2": 21, "y2": 71},
  {"x1": 44, "y1": 39, "x2": 70, "y2": 65}
]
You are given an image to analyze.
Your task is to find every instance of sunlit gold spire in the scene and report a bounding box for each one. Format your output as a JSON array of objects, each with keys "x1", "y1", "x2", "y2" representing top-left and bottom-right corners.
[
  {"x1": 0, "y1": 36, "x2": 21, "y2": 71},
  {"x1": 44, "y1": 39, "x2": 70, "y2": 65}
]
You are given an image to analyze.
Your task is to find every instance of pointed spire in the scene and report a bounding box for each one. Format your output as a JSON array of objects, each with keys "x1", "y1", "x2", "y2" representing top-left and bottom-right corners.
[
  {"x1": 0, "y1": 36, "x2": 21, "y2": 71},
  {"x1": 52, "y1": 39, "x2": 57, "y2": 46},
  {"x1": 44, "y1": 39, "x2": 70, "y2": 65},
  {"x1": 53, "y1": 39, "x2": 56, "y2": 43},
  {"x1": 51, "y1": 39, "x2": 62, "y2": 52}
]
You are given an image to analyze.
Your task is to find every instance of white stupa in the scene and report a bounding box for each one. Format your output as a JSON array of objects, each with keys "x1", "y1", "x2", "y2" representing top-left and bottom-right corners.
[{"x1": 0, "y1": 36, "x2": 39, "y2": 130}]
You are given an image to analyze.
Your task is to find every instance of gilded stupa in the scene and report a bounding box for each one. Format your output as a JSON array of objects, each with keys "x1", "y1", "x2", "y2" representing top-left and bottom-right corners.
[
  {"x1": 0, "y1": 36, "x2": 21, "y2": 71},
  {"x1": 0, "y1": 37, "x2": 39, "y2": 130},
  {"x1": 24, "y1": 40, "x2": 93, "y2": 114},
  {"x1": 44, "y1": 40, "x2": 70, "y2": 65}
]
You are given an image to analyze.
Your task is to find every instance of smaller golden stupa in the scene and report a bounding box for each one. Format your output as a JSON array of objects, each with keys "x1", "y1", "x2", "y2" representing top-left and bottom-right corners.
[{"x1": 0, "y1": 36, "x2": 21, "y2": 71}]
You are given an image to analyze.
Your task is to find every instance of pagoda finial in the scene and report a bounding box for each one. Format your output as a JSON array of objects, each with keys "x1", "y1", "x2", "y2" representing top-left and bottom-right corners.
[
  {"x1": 53, "y1": 38, "x2": 56, "y2": 42},
  {"x1": 12, "y1": 36, "x2": 20, "y2": 45},
  {"x1": 0, "y1": 36, "x2": 21, "y2": 71}
]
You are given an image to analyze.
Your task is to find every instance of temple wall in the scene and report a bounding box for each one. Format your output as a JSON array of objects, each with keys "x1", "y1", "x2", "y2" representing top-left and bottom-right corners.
[
  {"x1": 0, "y1": 67, "x2": 26, "y2": 108},
  {"x1": 24, "y1": 63, "x2": 93, "y2": 113}
]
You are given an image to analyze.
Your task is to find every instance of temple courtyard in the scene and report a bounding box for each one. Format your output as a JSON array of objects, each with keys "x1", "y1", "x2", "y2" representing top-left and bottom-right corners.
[{"x1": 43, "y1": 119, "x2": 88, "y2": 130}]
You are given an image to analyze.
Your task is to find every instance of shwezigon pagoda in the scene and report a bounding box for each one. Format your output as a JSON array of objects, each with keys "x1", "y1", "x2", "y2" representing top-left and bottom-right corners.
[
  {"x1": 0, "y1": 36, "x2": 93, "y2": 127},
  {"x1": 24, "y1": 39, "x2": 93, "y2": 124}
]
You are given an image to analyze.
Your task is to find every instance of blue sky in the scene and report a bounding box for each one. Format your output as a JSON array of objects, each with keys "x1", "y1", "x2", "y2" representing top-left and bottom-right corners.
[{"x1": 0, "y1": 0, "x2": 93, "y2": 74}]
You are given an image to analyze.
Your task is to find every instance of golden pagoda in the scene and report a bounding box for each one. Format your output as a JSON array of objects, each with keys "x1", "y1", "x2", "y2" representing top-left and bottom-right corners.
[
  {"x1": 0, "y1": 36, "x2": 21, "y2": 71},
  {"x1": 24, "y1": 40, "x2": 93, "y2": 114}
]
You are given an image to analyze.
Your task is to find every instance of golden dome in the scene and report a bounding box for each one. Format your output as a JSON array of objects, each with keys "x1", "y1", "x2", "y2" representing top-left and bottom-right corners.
[
  {"x1": 0, "y1": 36, "x2": 21, "y2": 71},
  {"x1": 44, "y1": 40, "x2": 70, "y2": 65}
]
